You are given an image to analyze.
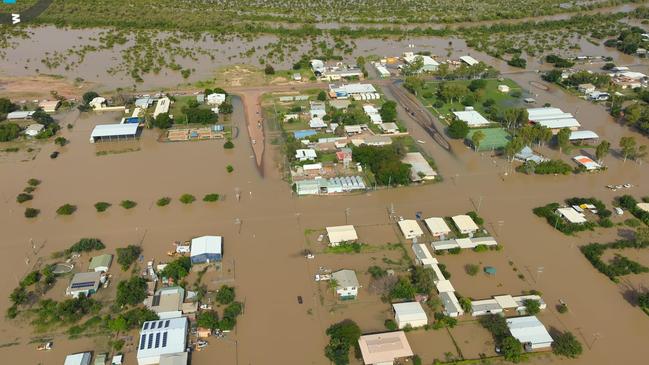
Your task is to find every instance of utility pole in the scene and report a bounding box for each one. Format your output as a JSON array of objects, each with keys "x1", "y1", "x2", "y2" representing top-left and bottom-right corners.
[{"x1": 345, "y1": 208, "x2": 351, "y2": 225}]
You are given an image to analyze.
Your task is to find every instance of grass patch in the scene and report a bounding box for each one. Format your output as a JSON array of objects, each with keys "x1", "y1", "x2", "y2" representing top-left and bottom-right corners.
[{"x1": 324, "y1": 242, "x2": 368, "y2": 254}]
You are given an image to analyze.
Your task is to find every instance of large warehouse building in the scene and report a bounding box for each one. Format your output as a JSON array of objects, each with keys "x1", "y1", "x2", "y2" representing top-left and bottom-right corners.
[
  {"x1": 137, "y1": 317, "x2": 188, "y2": 365},
  {"x1": 90, "y1": 123, "x2": 139, "y2": 143}
]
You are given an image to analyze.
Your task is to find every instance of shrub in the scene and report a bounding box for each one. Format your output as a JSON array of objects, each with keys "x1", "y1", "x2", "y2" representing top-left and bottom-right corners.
[
  {"x1": 120, "y1": 200, "x2": 137, "y2": 209},
  {"x1": 156, "y1": 197, "x2": 171, "y2": 206},
  {"x1": 94, "y1": 202, "x2": 111, "y2": 212},
  {"x1": 599, "y1": 218, "x2": 614, "y2": 228},
  {"x1": 179, "y1": 194, "x2": 196, "y2": 204},
  {"x1": 448, "y1": 119, "x2": 469, "y2": 139},
  {"x1": 557, "y1": 303, "x2": 569, "y2": 313},
  {"x1": 203, "y1": 193, "x2": 220, "y2": 202},
  {"x1": 54, "y1": 137, "x2": 68, "y2": 146},
  {"x1": 160, "y1": 257, "x2": 191, "y2": 281},
  {"x1": 625, "y1": 218, "x2": 641, "y2": 227},
  {"x1": 67, "y1": 238, "x2": 105, "y2": 254},
  {"x1": 465, "y1": 264, "x2": 480, "y2": 276},
  {"x1": 524, "y1": 299, "x2": 541, "y2": 315},
  {"x1": 56, "y1": 204, "x2": 77, "y2": 215},
  {"x1": 25, "y1": 208, "x2": 40, "y2": 218},
  {"x1": 116, "y1": 277, "x2": 148, "y2": 306},
  {"x1": 553, "y1": 331, "x2": 583, "y2": 358},
  {"x1": 449, "y1": 247, "x2": 461, "y2": 255},
  {"x1": 223, "y1": 140, "x2": 234, "y2": 149},
  {"x1": 23, "y1": 186, "x2": 36, "y2": 193},
  {"x1": 367, "y1": 265, "x2": 387, "y2": 279},
  {"x1": 473, "y1": 244, "x2": 488, "y2": 252},
  {"x1": 384, "y1": 319, "x2": 398, "y2": 331},
  {"x1": 466, "y1": 211, "x2": 484, "y2": 225},
  {"x1": 28, "y1": 178, "x2": 41, "y2": 186},
  {"x1": 226, "y1": 165, "x2": 234, "y2": 173},
  {"x1": 16, "y1": 193, "x2": 33, "y2": 203},
  {"x1": 501, "y1": 335, "x2": 523, "y2": 362}
]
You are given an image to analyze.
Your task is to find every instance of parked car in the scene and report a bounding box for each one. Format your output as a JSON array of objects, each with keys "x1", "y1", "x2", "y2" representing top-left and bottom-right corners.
[
  {"x1": 50, "y1": 151, "x2": 59, "y2": 159},
  {"x1": 615, "y1": 207, "x2": 624, "y2": 215},
  {"x1": 297, "y1": 296, "x2": 303, "y2": 304}
]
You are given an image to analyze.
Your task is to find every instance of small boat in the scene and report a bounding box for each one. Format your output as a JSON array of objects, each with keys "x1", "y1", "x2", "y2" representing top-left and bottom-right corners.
[{"x1": 37, "y1": 342, "x2": 52, "y2": 351}]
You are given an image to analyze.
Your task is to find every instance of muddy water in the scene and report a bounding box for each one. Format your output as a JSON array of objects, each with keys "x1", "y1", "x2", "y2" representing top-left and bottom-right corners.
[
  {"x1": 2, "y1": 19, "x2": 647, "y2": 92},
  {"x1": 1, "y1": 76, "x2": 649, "y2": 365}
]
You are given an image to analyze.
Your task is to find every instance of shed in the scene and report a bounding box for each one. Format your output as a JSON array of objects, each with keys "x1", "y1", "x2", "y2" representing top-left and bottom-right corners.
[
  {"x1": 326, "y1": 225, "x2": 358, "y2": 246},
  {"x1": 89, "y1": 254, "x2": 113, "y2": 272},
  {"x1": 459, "y1": 55, "x2": 479, "y2": 66},
  {"x1": 25, "y1": 123, "x2": 45, "y2": 137},
  {"x1": 573, "y1": 155, "x2": 601, "y2": 170},
  {"x1": 137, "y1": 317, "x2": 188, "y2": 365},
  {"x1": 65, "y1": 352, "x2": 92, "y2": 365},
  {"x1": 190, "y1": 236, "x2": 222, "y2": 264},
  {"x1": 451, "y1": 215, "x2": 479, "y2": 234},
  {"x1": 358, "y1": 331, "x2": 413, "y2": 365},
  {"x1": 453, "y1": 110, "x2": 490, "y2": 127},
  {"x1": 498, "y1": 84, "x2": 510, "y2": 93},
  {"x1": 7, "y1": 111, "x2": 35, "y2": 120},
  {"x1": 506, "y1": 316, "x2": 554, "y2": 350},
  {"x1": 39, "y1": 100, "x2": 60, "y2": 113},
  {"x1": 393, "y1": 302, "x2": 428, "y2": 329},
  {"x1": 556, "y1": 207, "x2": 587, "y2": 224},
  {"x1": 424, "y1": 217, "x2": 451, "y2": 237},
  {"x1": 397, "y1": 219, "x2": 424, "y2": 240},
  {"x1": 94, "y1": 353, "x2": 107, "y2": 365},
  {"x1": 90, "y1": 123, "x2": 139, "y2": 143},
  {"x1": 153, "y1": 97, "x2": 170, "y2": 118},
  {"x1": 67, "y1": 271, "x2": 102, "y2": 298},
  {"x1": 439, "y1": 291, "x2": 464, "y2": 317}
]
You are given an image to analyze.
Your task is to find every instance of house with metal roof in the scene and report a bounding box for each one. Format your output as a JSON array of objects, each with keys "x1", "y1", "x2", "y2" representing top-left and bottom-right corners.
[
  {"x1": 506, "y1": 316, "x2": 554, "y2": 350},
  {"x1": 451, "y1": 215, "x2": 479, "y2": 234},
  {"x1": 453, "y1": 109, "x2": 491, "y2": 127},
  {"x1": 137, "y1": 317, "x2": 188, "y2": 365},
  {"x1": 25, "y1": 123, "x2": 45, "y2": 137},
  {"x1": 7, "y1": 111, "x2": 35, "y2": 120},
  {"x1": 145, "y1": 286, "x2": 185, "y2": 319},
  {"x1": 326, "y1": 225, "x2": 358, "y2": 246},
  {"x1": 88, "y1": 254, "x2": 113, "y2": 272},
  {"x1": 411, "y1": 243, "x2": 437, "y2": 266},
  {"x1": 439, "y1": 291, "x2": 464, "y2": 317},
  {"x1": 402, "y1": 152, "x2": 437, "y2": 182},
  {"x1": 556, "y1": 207, "x2": 587, "y2": 224},
  {"x1": 393, "y1": 302, "x2": 428, "y2": 329},
  {"x1": 66, "y1": 271, "x2": 102, "y2": 298},
  {"x1": 39, "y1": 100, "x2": 60, "y2": 113},
  {"x1": 398, "y1": 219, "x2": 424, "y2": 240},
  {"x1": 331, "y1": 269, "x2": 359, "y2": 300},
  {"x1": 190, "y1": 236, "x2": 222, "y2": 264},
  {"x1": 358, "y1": 331, "x2": 413, "y2": 365},
  {"x1": 424, "y1": 217, "x2": 451, "y2": 237}
]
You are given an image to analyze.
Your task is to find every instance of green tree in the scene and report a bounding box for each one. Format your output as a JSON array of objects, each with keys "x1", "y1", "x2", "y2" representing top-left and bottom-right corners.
[
  {"x1": 324, "y1": 320, "x2": 361, "y2": 365},
  {"x1": 0, "y1": 98, "x2": 17, "y2": 113},
  {"x1": 216, "y1": 285, "x2": 235, "y2": 304},
  {"x1": 0, "y1": 123, "x2": 21, "y2": 142},
  {"x1": 556, "y1": 128, "x2": 571, "y2": 153},
  {"x1": 437, "y1": 82, "x2": 467, "y2": 103},
  {"x1": 160, "y1": 257, "x2": 191, "y2": 281},
  {"x1": 620, "y1": 136, "x2": 637, "y2": 162},
  {"x1": 116, "y1": 277, "x2": 148, "y2": 307},
  {"x1": 196, "y1": 310, "x2": 219, "y2": 330},
  {"x1": 448, "y1": 119, "x2": 469, "y2": 139},
  {"x1": 471, "y1": 130, "x2": 485, "y2": 151},
  {"x1": 116, "y1": 245, "x2": 142, "y2": 270},
  {"x1": 153, "y1": 113, "x2": 172, "y2": 129},
  {"x1": 390, "y1": 277, "x2": 416, "y2": 300},
  {"x1": 501, "y1": 336, "x2": 523, "y2": 362},
  {"x1": 264, "y1": 64, "x2": 275, "y2": 75},
  {"x1": 379, "y1": 100, "x2": 397, "y2": 122},
  {"x1": 552, "y1": 331, "x2": 583, "y2": 358},
  {"x1": 595, "y1": 140, "x2": 610, "y2": 163},
  {"x1": 82, "y1": 91, "x2": 99, "y2": 105},
  {"x1": 317, "y1": 90, "x2": 327, "y2": 101}
]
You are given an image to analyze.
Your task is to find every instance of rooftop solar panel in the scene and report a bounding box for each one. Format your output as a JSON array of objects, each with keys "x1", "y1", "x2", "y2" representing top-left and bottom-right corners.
[
  {"x1": 162, "y1": 332, "x2": 168, "y2": 347},
  {"x1": 155, "y1": 332, "x2": 161, "y2": 348},
  {"x1": 139, "y1": 334, "x2": 146, "y2": 350},
  {"x1": 147, "y1": 332, "x2": 154, "y2": 349}
]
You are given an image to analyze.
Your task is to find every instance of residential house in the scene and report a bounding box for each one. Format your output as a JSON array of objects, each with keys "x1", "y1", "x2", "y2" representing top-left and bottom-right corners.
[{"x1": 331, "y1": 269, "x2": 359, "y2": 300}]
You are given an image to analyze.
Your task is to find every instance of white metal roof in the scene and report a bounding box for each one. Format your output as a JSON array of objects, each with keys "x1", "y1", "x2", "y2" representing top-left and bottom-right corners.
[
  {"x1": 358, "y1": 331, "x2": 413, "y2": 365},
  {"x1": 459, "y1": 55, "x2": 479, "y2": 66},
  {"x1": 534, "y1": 118, "x2": 581, "y2": 129},
  {"x1": 494, "y1": 295, "x2": 518, "y2": 309},
  {"x1": 380, "y1": 122, "x2": 398, "y2": 131},
  {"x1": 637, "y1": 203, "x2": 649, "y2": 213},
  {"x1": 398, "y1": 219, "x2": 424, "y2": 239},
  {"x1": 451, "y1": 215, "x2": 479, "y2": 232},
  {"x1": 431, "y1": 239, "x2": 460, "y2": 251},
  {"x1": 303, "y1": 163, "x2": 322, "y2": 170},
  {"x1": 526, "y1": 107, "x2": 566, "y2": 119},
  {"x1": 138, "y1": 317, "x2": 188, "y2": 360},
  {"x1": 439, "y1": 291, "x2": 464, "y2": 315},
  {"x1": 393, "y1": 302, "x2": 427, "y2": 321},
  {"x1": 91, "y1": 123, "x2": 139, "y2": 138},
  {"x1": 7, "y1": 111, "x2": 35, "y2": 119},
  {"x1": 506, "y1": 316, "x2": 554, "y2": 346},
  {"x1": 295, "y1": 149, "x2": 317, "y2": 159},
  {"x1": 411, "y1": 243, "x2": 437, "y2": 265},
  {"x1": 326, "y1": 225, "x2": 358, "y2": 244},
  {"x1": 453, "y1": 110, "x2": 490, "y2": 127},
  {"x1": 154, "y1": 97, "x2": 171, "y2": 118},
  {"x1": 557, "y1": 207, "x2": 587, "y2": 224},
  {"x1": 335, "y1": 83, "x2": 377, "y2": 94},
  {"x1": 190, "y1": 236, "x2": 222, "y2": 257},
  {"x1": 64, "y1": 352, "x2": 92, "y2": 365},
  {"x1": 456, "y1": 238, "x2": 474, "y2": 249},
  {"x1": 436, "y1": 279, "x2": 455, "y2": 293},
  {"x1": 309, "y1": 117, "x2": 327, "y2": 128},
  {"x1": 424, "y1": 217, "x2": 451, "y2": 235},
  {"x1": 404, "y1": 54, "x2": 439, "y2": 67}
]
